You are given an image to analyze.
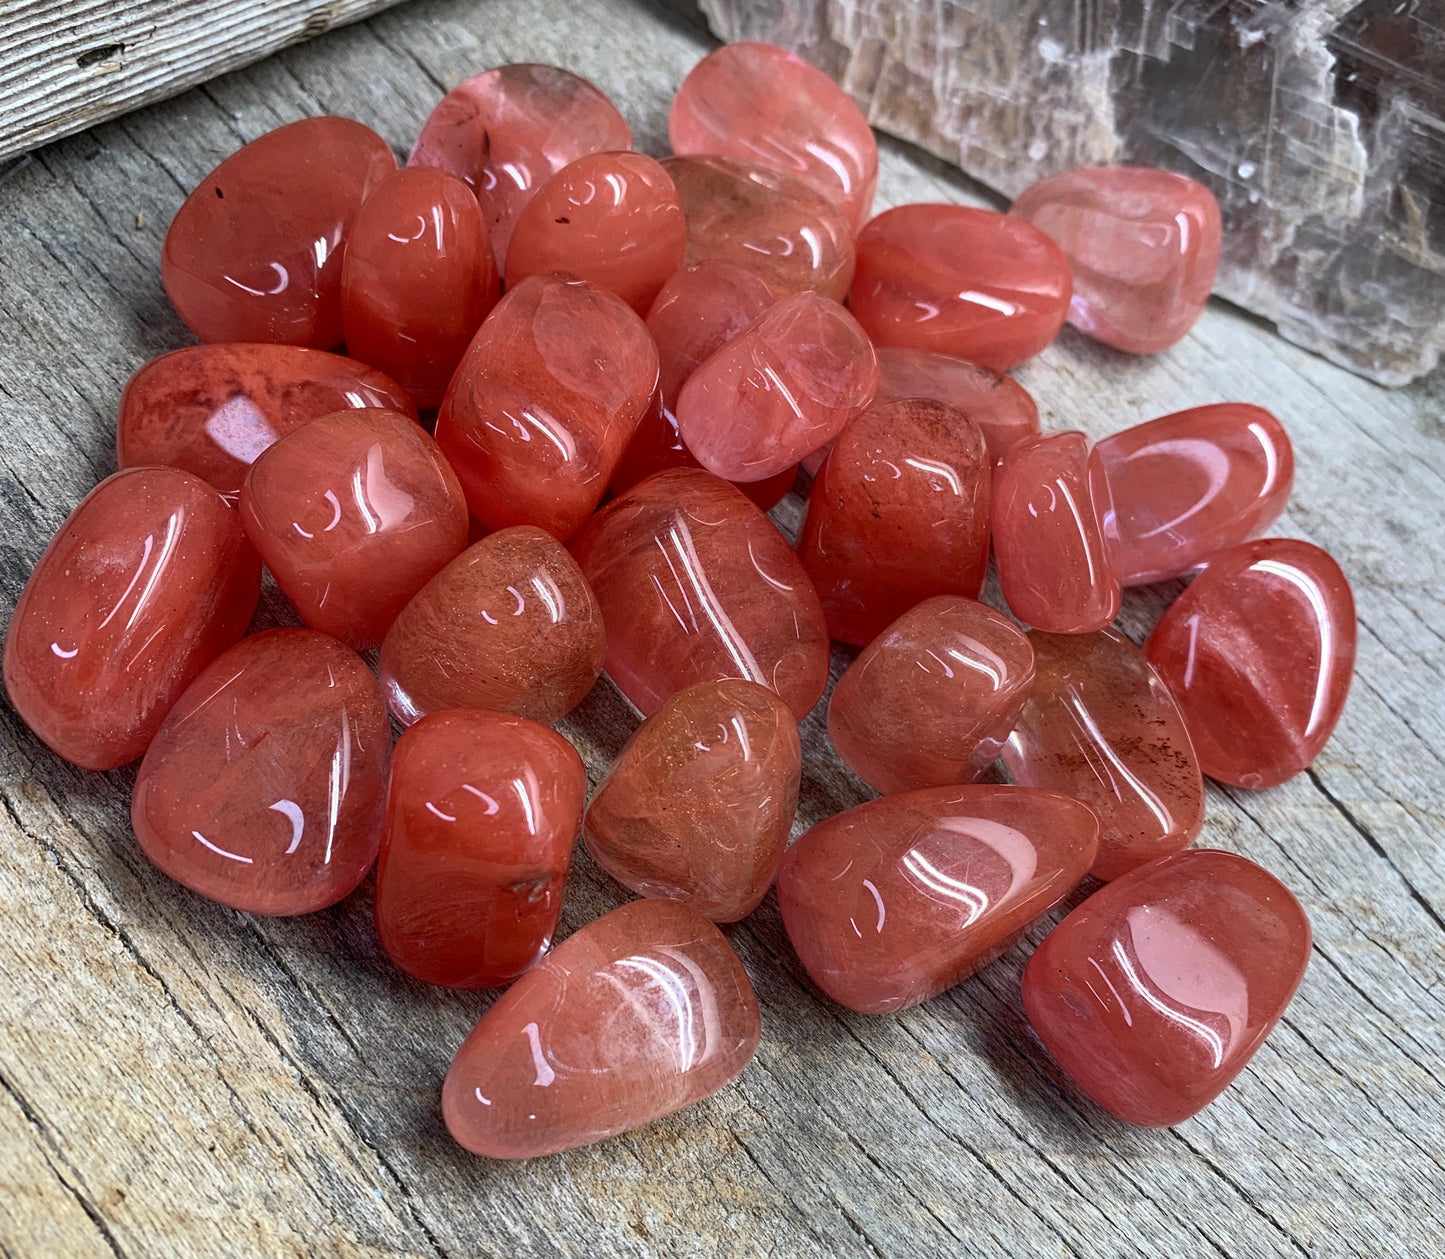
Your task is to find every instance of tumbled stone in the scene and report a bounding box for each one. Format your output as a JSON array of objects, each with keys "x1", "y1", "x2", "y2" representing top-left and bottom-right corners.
[
  {"x1": 376, "y1": 710, "x2": 585, "y2": 988},
  {"x1": 828, "y1": 597, "x2": 1034, "y2": 794},
  {"x1": 585, "y1": 680, "x2": 800, "y2": 922},
  {"x1": 436, "y1": 274, "x2": 658, "y2": 539},
  {"x1": 1098, "y1": 403, "x2": 1295, "y2": 586},
  {"x1": 778, "y1": 785, "x2": 1099, "y2": 1013},
  {"x1": 3, "y1": 468, "x2": 260, "y2": 770},
  {"x1": 131, "y1": 628, "x2": 390, "y2": 915},
  {"x1": 443, "y1": 898, "x2": 760, "y2": 1157},
  {"x1": 798, "y1": 397, "x2": 990, "y2": 645},
  {"x1": 848, "y1": 204, "x2": 1072, "y2": 371},
  {"x1": 162, "y1": 117, "x2": 397, "y2": 347},
  {"x1": 1012, "y1": 166, "x2": 1222, "y2": 354},
  {"x1": 1145, "y1": 539, "x2": 1355, "y2": 789},
  {"x1": 991, "y1": 430, "x2": 1122, "y2": 633},
  {"x1": 1023, "y1": 848, "x2": 1311, "y2": 1126},
  {"x1": 341, "y1": 166, "x2": 499, "y2": 409},
  {"x1": 378, "y1": 525, "x2": 605, "y2": 727},
  {"x1": 408, "y1": 64, "x2": 631, "y2": 269},
  {"x1": 571, "y1": 468, "x2": 830, "y2": 719},
  {"x1": 1002, "y1": 627, "x2": 1204, "y2": 881},
  {"x1": 240, "y1": 408, "x2": 468, "y2": 649}
]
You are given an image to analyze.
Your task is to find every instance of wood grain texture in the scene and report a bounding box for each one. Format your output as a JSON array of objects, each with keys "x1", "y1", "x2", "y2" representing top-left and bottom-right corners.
[{"x1": 0, "y1": 0, "x2": 1443, "y2": 1254}]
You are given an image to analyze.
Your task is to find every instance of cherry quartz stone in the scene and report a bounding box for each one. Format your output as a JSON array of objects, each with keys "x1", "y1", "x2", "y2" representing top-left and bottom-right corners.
[
  {"x1": 131, "y1": 629, "x2": 390, "y2": 915},
  {"x1": 779, "y1": 785, "x2": 1099, "y2": 1014},
  {"x1": 662, "y1": 155, "x2": 855, "y2": 301},
  {"x1": 507, "y1": 151, "x2": 687, "y2": 316},
  {"x1": 376, "y1": 710, "x2": 585, "y2": 988},
  {"x1": 378, "y1": 525, "x2": 605, "y2": 727},
  {"x1": 436, "y1": 274, "x2": 658, "y2": 540},
  {"x1": 584, "y1": 680, "x2": 800, "y2": 922},
  {"x1": 676, "y1": 291, "x2": 878, "y2": 482},
  {"x1": 1098, "y1": 403, "x2": 1294, "y2": 586},
  {"x1": 408, "y1": 64, "x2": 631, "y2": 270},
  {"x1": 992, "y1": 430, "x2": 1122, "y2": 634},
  {"x1": 572, "y1": 468, "x2": 830, "y2": 720},
  {"x1": 4, "y1": 468, "x2": 260, "y2": 771},
  {"x1": 1002, "y1": 627, "x2": 1204, "y2": 882},
  {"x1": 849, "y1": 205, "x2": 1072, "y2": 372},
  {"x1": 341, "y1": 166, "x2": 499, "y2": 409},
  {"x1": 1146, "y1": 539, "x2": 1356, "y2": 789},
  {"x1": 240, "y1": 409, "x2": 468, "y2": 649},
  {"x1": 443, "y1": 898, "x2": 760, "y2": 1158},
  {"x1": 798, "y1": 397, "x2": 991, "y2": 645},
  {"x1": 828, "y1": 597, "x2": 1035, "y2": 794},
  {"x1": 670, "y1": 41, "x2": 878, "y2": 230},
  {"x1": 162, "y1": 117, "x2": 396, "y2": 347},
  {"x1": 1011, "y1": 166, "x2": 1222, "y2": 355},
  {"x1": 1023, "y1": 849, "x2": 1311, "y2": 1126}
]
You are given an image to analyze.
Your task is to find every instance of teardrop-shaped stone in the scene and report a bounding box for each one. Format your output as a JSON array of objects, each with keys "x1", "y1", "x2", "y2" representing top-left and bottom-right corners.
[
  {"x1": 1145, "y1": 539, "x2": 1355, "y2": 789},
  {"x1": 778, "y1": 785, "x2": 1099, "y2": 1013},
  {"x1": 828, "y1": 597, "x2": 1035, "y2": 794},
  {"x1": 442, "y1": 898, "x2": 760, "y2": 1157},
  {"x1": 1002, "y1": 627, "x2": 1204, "y2": 881},
  {"x1": 1023, "y1": 849, "x2": 1310, "y2": 1126},
  {"x1": 585, "y1": 680, "x2": 800, "y2": 922}
]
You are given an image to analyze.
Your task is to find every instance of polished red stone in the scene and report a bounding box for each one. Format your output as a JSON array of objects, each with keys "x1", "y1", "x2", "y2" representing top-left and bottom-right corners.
[
  {"x1": 162, "y1": 117, "x2": 397, "y2": 347},
  {"x1": 571, "y1": 468, "x2": 830, "y2": 719},
  {"x1": 1146, "y1": 539, "x2": 1356, "y2": 789},
  {"x1": 4, "y1": 468, "x2": 260, "y2": 770},
  {"x1": 663, "y1": 155, "x2": 855, "y2": 301},
  {"x1": 676, "y1": 291, "x2": 877, "y2": 482},
  {"x1": 798, "y1": 397, "x2": 991, "y2": 645},
  {"x1": 340, "y1": 166, "x2": 499, "y2": 409},
  {"x1": 828, "y1": 597, "x2": 1035, "y2": 794},
  {"x1": 506, "y1": 151, "x2": 686, "y2": 315},
  {"x1": 1001, "y1": 627, "x2": 1204, "y2": 881},
  {"x1": 443, "y1": 898, "x2": 760, "y2": 1157},
  {"x1": 378, "y1": 525, "x2": 605, "y2": 727},
  {"x1": 131, "y1": 628, "x2": 391, "y2": 915},
  {"x1": 116, "y1": 344, "x2": 416, "y2": 501},
  {"x1": 376, "y1": 709, "x2": 585, "y2": 988},
  {"x1": 1011, "y1": 166, "x2": 1222, "y2": 354},
  {"x1": 1023, "y1": 848, "x2": 1311, "y2": 1126},
  {"x1": 585, "y1": 679, "x2": 800, "y2": 922},
  {"x1": 435, "y1": 274, "x2": 658, "y2": 539},
  {"x1": 779, "y1": 785, "x2": 1099, "y2": 1013},
  {"x1": 1098, "y1": 403, "x2": 1295, "y2": 586},
  {"x1": 408, "y1": 64, "x2": 631, "y2": 269},
  {"x1": 240, "y1": 408, "x2": 467, "y2": 649},
  {"x1": 848, "y1": 205, "x2": 1072, "y2": 371},
  {"x1": 992, "y1": 430, "x2": 1122, "y2": 633}
]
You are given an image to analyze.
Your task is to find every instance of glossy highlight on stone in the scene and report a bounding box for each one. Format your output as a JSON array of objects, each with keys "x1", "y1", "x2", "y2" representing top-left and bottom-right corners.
[
  {"x1": 1145, "y1": 539, "x2": 1356, "y2": 789},
  {"x1": 571, "y1": 468, "x2": 830, "y2": 719},
  {"x1": 1011, "y1": 166, "x2": 1222, "y2": 354},
  {"x1": 1002, "y1": 627, "x2": 1204, "y2": 882},
  {"x1": 1023, "y1": 849, "x2": 1311, "y2": 1126},
  {"x1": 162, "y1": 117, "x2": 397, "y2": 347},
  {"x1": 848, "y1": 205, "x2": 1072, "y2": 371},
  {"x1": 443, "y1": 898, "x2": 760, "y2": 1157},
  {"x1": 376, "y1": 710, "x2": 586, "y2": 989},
  {"x1": 4, "y1": 468, "x2": 260, "y2": 770},
  {"x1": 779, "y1": 785, "x2": 1099, "y2": 1013},
  {"x1": 1099, "y1": 404, "x2": 1295, "y2": 585},
  {"x1": 131, "y1": 628, "x2": 390, "y2": 915},
  {"x1": 240, "y1": 409, "x2": 468, "y2": 649},
  {"x1": 828, "y1": 597, "x2": 1034, "y2": 794},
  {"x1": 585, "y1": 680, "x2": 800, "y2": 921},
  {"x1": 798, "y1": 397, "x2": 991, "y2": 645}
]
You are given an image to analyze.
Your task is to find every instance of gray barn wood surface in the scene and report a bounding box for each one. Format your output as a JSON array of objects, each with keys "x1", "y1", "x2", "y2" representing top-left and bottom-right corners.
[{"x1": 1, "y1": 0, "x2": 1443, "y2": 1255}]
